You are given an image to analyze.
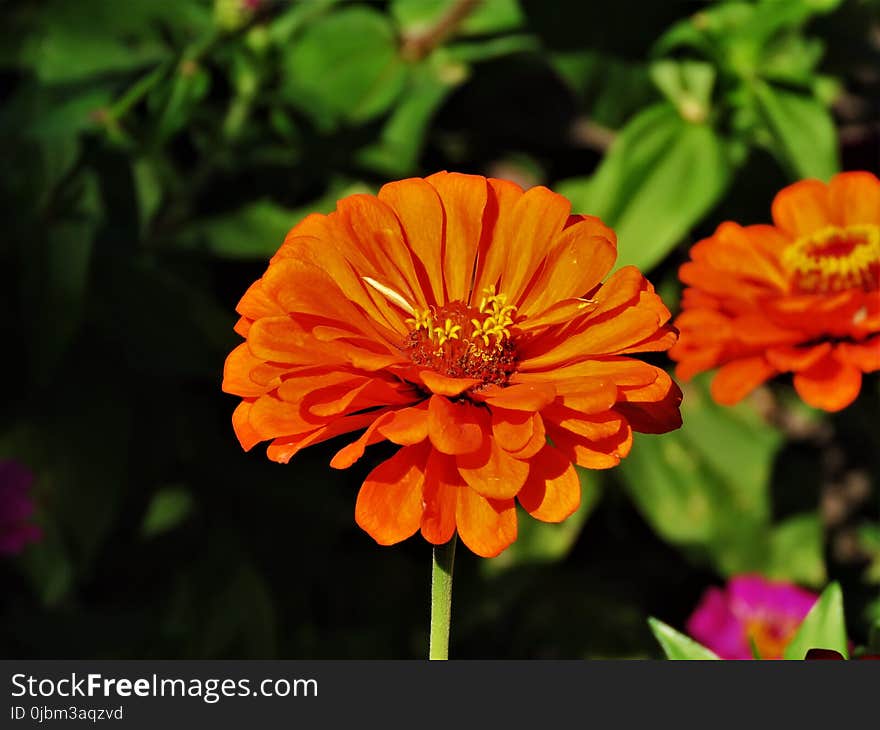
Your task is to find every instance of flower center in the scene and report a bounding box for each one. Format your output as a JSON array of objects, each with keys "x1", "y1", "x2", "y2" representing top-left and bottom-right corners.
[
  {"x1": 744, "y1": 617, "x2": 798, "y2": 660},
  {"x1": 782, "y1": 224, "x2": 880, "y2": 294},
  {"x1": 404, "y1": 286, "x2": 518, "y2": 386}
]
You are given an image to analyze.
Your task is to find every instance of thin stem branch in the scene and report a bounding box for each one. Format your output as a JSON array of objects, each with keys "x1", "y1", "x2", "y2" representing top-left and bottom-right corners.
[
  {"x1": 429, "y1": 536, "x2": 457, "y2": 660},
  {"x1": 402, "y1": 0, "x2": 482, "y2": 62}
]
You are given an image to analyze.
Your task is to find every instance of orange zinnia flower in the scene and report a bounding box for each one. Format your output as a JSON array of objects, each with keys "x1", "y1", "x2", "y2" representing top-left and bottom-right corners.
[
  {"x1": 670, "y1": 171, "x2": 880, "y2": 412},
  {"x1": 222, "y1": 173, "x2": 681, "y2": 557}
]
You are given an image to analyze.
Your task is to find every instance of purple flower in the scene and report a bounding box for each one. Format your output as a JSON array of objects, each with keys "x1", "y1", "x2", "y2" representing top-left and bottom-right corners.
[
  {"x1": 0, "y1": 460, "x2": 42, "y2": 556},
  {"x1": 686, "y1": 575, "x2": 818, "y2": 660}
]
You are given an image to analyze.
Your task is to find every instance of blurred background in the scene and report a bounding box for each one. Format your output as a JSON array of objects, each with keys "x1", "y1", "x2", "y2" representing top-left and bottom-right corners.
[{"x1": 1, "y1": 0, "x2": 878, "y2": 659}]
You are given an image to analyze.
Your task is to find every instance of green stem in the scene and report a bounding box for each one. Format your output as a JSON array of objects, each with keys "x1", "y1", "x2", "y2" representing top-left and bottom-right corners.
[
  {"x1": 106, "y1": 61, "x2": 173, "y2": 122},
  {"x1": 429, "y1": 535, "x2": 457, "y2": 660}
]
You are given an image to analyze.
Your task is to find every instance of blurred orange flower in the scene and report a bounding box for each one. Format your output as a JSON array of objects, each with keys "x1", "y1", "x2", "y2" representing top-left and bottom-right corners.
[
  {"x1": 671, "y1": 171, "x2": 880, "y2": 412},
  {"x1": 223, "y1": 173, "x2": 681, "y2": 557}
]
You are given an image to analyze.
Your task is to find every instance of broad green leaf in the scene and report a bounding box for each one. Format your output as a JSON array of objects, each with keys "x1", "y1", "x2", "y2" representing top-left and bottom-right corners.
[
  {"x1": 176, "y1": 200, "x2": 305, "y2": 259},
  {"x1": 618, "y1": 375, "x2": 784, "y2": 572},
  {"x1": 482, "y1": 469, "x2": 602, "y2": 575},
  {"x1": 268, "y1": 0, "x2": 345, "y2": 44},
  {"x1": 24, "y1": 87, "x2": 115, "y2": 140},
  {"x1": 752, "y1": 82, "x2": 839, "y2": 180},
  {"x1": 18, "y1": 25, "x2": 164, "y2": 84},
  {"x1": 14, "y1": 0, "x2": 198, "y2": 83},
  {"x1": 358, "y1": 57, "x2": 464, "y2": 176},
  {"x1": 714, "y1": 512, "x2": 826, "y2": 587},
  {"x1": 649, "y1": 618, "x2": 720, "y2": 660},
  {"x1": 783, "y1": 582, "x2": 848, "y2": 659},
  {"x1": 766, "y1": 514, "x2": 826, "y2": 587},
  {"x1": 653, "y1": 0, "x2": 839, "y2": 76},
  {"x1": 759, "y1": 34, "x2": 824, "y2": 85},
  {"x1": 142, "y1": 486, "x2": 194, "y2": 538},
  {"x1": 857, "y1": 523, "x2": 880, "y2": 584},
  {"x1": 281, "y1": 7, "x2": 408, "y2": 127},
  {"x1": 175, "y1": 183, "x2": 372, "y2": 260},
  {"x1": 556, "y1": 103, "x2": 732, "y2": 271},
  {"x1": 653, "y1": 3, "x2": 753, "y2": 61},
  {"x1": 738, "y1": 0, "x2": 842, "y2": 53}
]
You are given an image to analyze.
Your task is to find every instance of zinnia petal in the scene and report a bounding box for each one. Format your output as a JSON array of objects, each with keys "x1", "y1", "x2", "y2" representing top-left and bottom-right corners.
[
  {"x1": 378, "y1": 178, "x2": 446, "y2": 305},
  {"x1": 517, "y1": 446, "x2": 581, "y2": 522},
  {"x1": 771, "y1": 178, "x2": 833, "y2": 237},
  {"x1": 426, "y1": 171, "x2": 487, "y2": 302},
  {"x1": 455, "y1": 488, "x2": 517, "y2": 558},
  {"x1": 710, "y1": 357, "x2": 776, "y2": 405},
  {"x1": 427, "y1": 396, "x2": 488, "y2": 455},
  {"x1": 355, "y1": 443, "x2": 430, "y2": 546},
  {"x1": 793, "y1": 352, "x2": 862, "y2": 411},
  {"x1": 828, "y1": 171, "x2": 880, "y2": 226},
  {"x1": 457, "y1": 436, "x2": 530, "y2": 499},
  {"x1": 421, "y1": 450, "x2": 461, "y2": 545}
]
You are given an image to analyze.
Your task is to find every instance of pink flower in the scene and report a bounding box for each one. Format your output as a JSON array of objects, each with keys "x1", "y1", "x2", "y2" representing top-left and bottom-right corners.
[
  {"x1": 686, "y1": 575, "x2": 818, "y2": 659},
  {"x1": 0, "y1": 460, "x2": 42, "y2": 556}
]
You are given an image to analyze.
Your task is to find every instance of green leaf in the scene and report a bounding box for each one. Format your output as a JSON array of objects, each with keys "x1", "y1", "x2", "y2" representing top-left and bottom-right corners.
[
  {"x1": 268, "y1": 0, "x2": 344, "y2": 45},
  {"x1": 142, "y1": 486, "x2": 194, "y2": 538},
  {"x1": 132, "y1": 159, "x2": 163, "y2": 236},
  {"x1": 155, "y1": 62, "x2": 211, "y2": 142},
  {"x1": 358, "y1": 57, "x2": 464, "y2": 176},
  {"x1": 653, "y1": 0, "x2": 839, "y2": 76},
  {"x1": 648, "y1": 618, "x2": 720, "y2": 660},
  {"x1": 482, "y1": 469, "x2": 602, "y2": 575},
  {"x1": 556, "y1": 103, "x2": 732, "y2": 271},
  {"x1": 281, "y1": 7, "x2": 408, "y2": 127},
  {"x1": 551, "y1": 51, "x2": 653, "y2": 128},
  {"x1": 783, "y1": 582, "x2": 848, "y2": 659},
  {"x1": 14, "y1": 0, "x2": 197, "y2": 83},
  {"x1": 649, "y1": 60, "x2": 715, "y2": 123},
  {"x1": 23, "y1": 86, "x2": 114, "y2": 140},
  {"x1": 765, "y1": 514, "x2": 826, "y2": 587},
  {"x1": 19, "y1": 511, "x2": 75, "y2": 606},
  {"x1": 653, "y1": 3, "x2": 754, "y2": 61},
  {"x1": 443, "y1": 34, "x2": 539, "y2": 64},
  {"x1": 739, "y1": 0, "x2": 841, "y2": 53},
  {"x1": 618, "y1": 375, "x2": 784, "y2": 571},
  {"x1": 759, "y1": 34, "x2": 825, "y2": 85},
  {"x1": 174, "y1": 183, "x2": 372, "y2": 260},
  {"x1": 752, "y1": 82, "x2": 839, "y2": 180}
]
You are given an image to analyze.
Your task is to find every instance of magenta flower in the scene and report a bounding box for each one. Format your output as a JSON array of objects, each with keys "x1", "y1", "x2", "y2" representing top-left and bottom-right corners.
[
  {"x1": 0, "y1": 460, "x2": 42, "y2": 556},
  {"x1": 686, "y1": 575, "x2": 818, "y2": 660}
]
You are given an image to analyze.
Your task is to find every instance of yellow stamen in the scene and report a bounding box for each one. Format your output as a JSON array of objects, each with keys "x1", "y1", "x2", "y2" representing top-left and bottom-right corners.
[
  {"x1": 433, "y1": 317, "x2": 462, "y2": 347},
  {"x1": 782, "y1": 224, "x2": 880, "y2": 293},
  {"x1": 405, "y1": 308, "x2": 434, "y2": 337},
  {"x1": 473, "y1": 284, "x2": 518, "y2": 345}
]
